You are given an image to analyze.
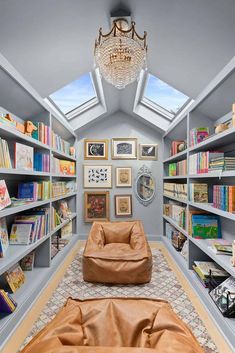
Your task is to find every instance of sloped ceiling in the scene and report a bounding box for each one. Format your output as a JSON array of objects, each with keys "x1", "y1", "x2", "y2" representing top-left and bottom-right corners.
[{"x1": 0, "y1": 0, "x2": 234, "y2": 127}]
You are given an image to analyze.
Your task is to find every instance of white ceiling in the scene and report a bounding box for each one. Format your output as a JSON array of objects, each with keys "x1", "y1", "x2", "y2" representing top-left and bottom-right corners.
[{"x1": 0, "y1": 0, "x2": 234, "y2": 127}]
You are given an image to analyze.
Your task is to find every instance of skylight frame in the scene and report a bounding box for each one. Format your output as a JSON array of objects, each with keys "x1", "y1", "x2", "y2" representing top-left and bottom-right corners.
[{"x1": 141, "y1": 73, "x2": 192, "y2": 121}]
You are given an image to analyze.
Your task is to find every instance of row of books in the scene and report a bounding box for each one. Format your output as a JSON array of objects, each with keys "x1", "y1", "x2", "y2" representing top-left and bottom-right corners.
[
  {"x1": 34, "y1": 152, "x2": 50, "y2": 172},
  {"x1": 170, "y1": 140, "x2": 186, "y2": 156},
  {"x1": 18, "y1": 181, "x2": 51, "y2": 201},
  {"x1": 163, "y1": 203, "x2": 186, "y2": 229},
  {"x1": 209, "y1": 156, "x2": 235, "y2": 172},
  {"x1": 0, "y1": 137, "x2": 12, "y2": 168},
  {"x1": 189, "y1": 183, "x2": 208, "y2": 203},
  {"x1": 51, "y1": 157, "x2": 76, "y2": 175},
  {"x1": 32, "y1": 122, "x2": 51, "y2": 146},
  {"x1": 168, "y1": 159, "x2": 187, "y2": 176},
  {"x1": 190, "y1": 127, "x2": 209, "y2": 147},
  {"x1": 163, "y1": 183, "x2": 187, "y2": 201},
  {"x1": 213, "y1": 185, "x2": 235, "y2": 213},
  {"x1": 189, "y1": 152, "x2": 224, "y2": 174},
  {"x1": 51, "y1": 131, "x2": 75, "y2": 157},
  {"x1": 51, "y1": 181, "x2": 77, "y2": 198}
]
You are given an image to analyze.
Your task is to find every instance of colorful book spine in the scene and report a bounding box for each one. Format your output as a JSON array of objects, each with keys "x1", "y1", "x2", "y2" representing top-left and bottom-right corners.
[
  {"x1": 213, "y1": 185, "x2": 235, "y2": 213},
  {"x1": 168, "y1": 159, "x2": 187, "y2": 176}
]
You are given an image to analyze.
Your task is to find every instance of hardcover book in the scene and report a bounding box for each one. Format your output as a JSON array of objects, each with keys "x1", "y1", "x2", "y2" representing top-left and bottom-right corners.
[
  {"x1": 20, "y1": 252, "x2": 35, "y2": 271},
  {"x1": 190, "y1": 183, "x2": 208, "y2": 203},
  {"x1": 10, "y1": 223, "x2": 32, "y2": 245},
  {"x1": 59, "y1": 160, "x2": 75, "y2": 175},
  {"x1": 4, "y1": 263, "x2": 25, "y2": 293},
  {"x1": 0, "y1": 180, "x2": 11, "y2": 211},
  {"x1": 14, "y1": 142, "x2": 34, "y2": 171},
  {"x1": 0, "y1": 217, "x2": 9, "y2": 257},
  {"x1": 61, "y1": 221, "x2": 72, "y2": 239},
  {"x1": 0, "y1": 290, "x2": 17, "y2": 313}
]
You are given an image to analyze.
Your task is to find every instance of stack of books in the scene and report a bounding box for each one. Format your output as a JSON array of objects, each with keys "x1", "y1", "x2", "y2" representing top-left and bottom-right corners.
[
  {"x1": 32, "y1": 122, "x2": 51, "y2": 146},
  {"x1": 9, "y1": 207, "x2": 50, "y2": 244},
  {"x1": 52, "y1": 157, "x2": 75, "y2": 175},
  {"x1": 209, "y1": 156, "x2": 235, "y2": 172},
  {"x1": 207, "y1": 239, "x2": 233, "y2": 255},
  {"x1": 0, "y1": 289, "x2": 17, "y2": 314},
  {"x1": 164, "y1": 183, "x2": 187, "y2": 200},
  {"x1": 192, "y1": 261, "x2": 229, "y2": 288},
  {"x1": 188, "y1": 211, "x2": 221, "y2": 239},
  {"x1": 170, "y1": 140, "x2": 186, "y2": 156},
  {"x1": 52, "y1": 181, "x2": 77, "y2": 198},
  {"x1": 163, "y1": 204, "x2": 186, "y2": 228},
  {"x1": 4, "y1": 263, "x2": 25, "y2": 293},
  {"x1": 213, "y1": 185, "x2": 235, "y2": 212},
  {"x1": 0, "y1": 138, "x2": 12, "y2": 168},
  {"x1": 51, "y1": 131, "x2": 72, "y2": 156},
  {"x1": 34, "y1": 152, "x2": 50, "y2": 172},
  {"x1": 190, "y1": 127, "x2": 209, "y2": 146},
  {"x1": 189, "y1": 183, "x2": 208, "y2": 203},
  {"x1": 189, "y1": 152, "x2": 224, "y2": 174},
  {"x1": 168, "y1": 159, "x2": 187, "y2": 176},
  {"x1": 18, "y1": 181, "x2": 51, "y2": 201}
]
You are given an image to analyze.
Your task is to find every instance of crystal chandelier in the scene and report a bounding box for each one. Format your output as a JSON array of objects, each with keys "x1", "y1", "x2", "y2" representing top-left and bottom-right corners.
[{"x1": 94, "y1": 18, "x2": 147, "y2": 89}]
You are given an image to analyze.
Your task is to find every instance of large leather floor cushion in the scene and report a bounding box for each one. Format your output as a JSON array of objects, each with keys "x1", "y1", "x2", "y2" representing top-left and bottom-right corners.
[
  {"x1": 83, "y1": 221, "x2": 152, "y2": 283},
  {"x1": 22, "y1": 297, "x2": 203, "y2": 353}
]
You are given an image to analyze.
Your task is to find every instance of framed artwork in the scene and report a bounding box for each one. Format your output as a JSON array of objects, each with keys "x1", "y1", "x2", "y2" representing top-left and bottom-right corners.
[
  {"x1": 84, "y1": 191, "x2": 110, "y2": 222},
  {"x1": 112, "y1": 138, "x2": 137, "y2": 159},
  {"x1": 84, "y1": 139, "x2": 109, "y2": 160},
  {"x1": 114, "y1": 194, "x2": 132, "y2": 217},
  {"x1": 139, "y1": 144, "x2": 158, "y2": 160},
  {"x1": 83, "y1": 164, "x2": 112, "y2": 188},
  {"x1": 115, "y1": 167, "x2": 132, "y2": 188}
]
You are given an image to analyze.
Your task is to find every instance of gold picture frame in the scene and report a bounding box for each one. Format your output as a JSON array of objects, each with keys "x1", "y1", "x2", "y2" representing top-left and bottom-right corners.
[
  {"x1": 84, "y1": 139, "x2": 109, "y2": 160},
  {"x1": 115, "y1": 167, "x2": 132, "y2": 188},
  {"x1": 112, "y1": 138, "x2": 137, "y2": 160},
  {"x1": 139, "y1": 144, "x2": 158, "y2": 160},
  {"x1": 83, "y1": 164, "x2": 112, "y2": 188},
  {"x1": 84, "y1": 191, "x2": 110, "y2": 222},
  {"x1": 114, "y1": 194, "x2": 132, "y2": 217}
]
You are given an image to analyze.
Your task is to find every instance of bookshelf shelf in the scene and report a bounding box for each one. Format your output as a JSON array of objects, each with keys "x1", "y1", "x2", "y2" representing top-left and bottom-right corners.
[
  {"x1": 188, "y1": 201, "x2": 235, "y2": 221},
  {"x1": 163, "y1": 194, "x2": 188, "y2": 204},
  {"x1": 51, "y1": 149, "x2": 77, "y2": 161},
  {"x1": 0, "y1": 233, "x2": 51, "y2": 276},
  {"x1": 163, "y1": 215, "x2": 188, "y2": 237},
  {"x1": 0, "y1": 124, "x2": 51, "y2": 151},
  {"x1": 51, "y1": 174, "x2": 77, "y2": 178},
  {"x1": 0, "y1": 199, "x2": 50, "y2": 218},
  {"x1": 163, "y1": 176, "x2": 187, "y2": 180},
  {"x1": 0, "y1": 169, "x2": 51, "y2": 177},
  {"x1": 0, "y1": 234, "x2": 79, "y2": 351},
  {"x1": 162, "y1": 57, "x2": 235, "y2": 351},
  {"x1": 163, "y1": 150, "x2": 187, "y2": 163},
  {"x1": 51, "y1": 192, "x2": 77, "y2": 202},
  {"x1": 51, "y1": 212, "x2": 77, "y2": 236}
]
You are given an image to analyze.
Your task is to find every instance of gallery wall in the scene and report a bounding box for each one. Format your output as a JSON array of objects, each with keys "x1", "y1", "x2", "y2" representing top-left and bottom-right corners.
[{"x1": 77, "y1": 112, "x2": 163, "y2": 239}]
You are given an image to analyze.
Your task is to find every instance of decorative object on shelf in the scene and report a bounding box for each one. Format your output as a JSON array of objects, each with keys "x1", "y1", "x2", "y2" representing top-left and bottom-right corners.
[
  {"x1": 94, "y1": 17, "x2": 147, "y2": 89},
  {"x1": 115, "y1": 167, "x2": 132, "y2": 188},
  {"x1": 83, "y1": 165, "x2": 112, "y2": 188},
  {"x1": 114, "y1": 194, "x2": 132, "y2": 217},
  {"x1": 84, "y1": 139, "x2": 108, "y2": 160},
  {"x1": 4, "y1": 263, "x2": 25, "y2": 293},
  {"x1": 135, "y1": 165, "x2": 155, "y2": 206},
  {"x1": 14, "y1": 142, "x2": 34, "y2": 171},
  {"x1": 58, "y1": 200, "x2": 72, "y2": 219},
  {"x1": 0, "y1": 180, "x2": 11, "y2": 211},
  {"x1": 112, "y1": 138, "x2": 137, "y2": 159},
  {"x1": 171, "y1": 231, "x2": 187, "y2": 251},
  {"x1": 214, "y1": 122, "x2": 230, "y2": 134},
  {"x1": 84, "y1": 191, "x2": 109, "y2": 222},
  {"x1": 139, "y1": 143, "x2": 158, "y2": 160},
  {"x1": 70, "y1": 146, "x2": 76, "y2": 158},
  {"x1": 0, "y1": 217, "x2": 9, "y2": 257},
  {"x1": 61, "y1": 221, "x2": 73, "y2": 239}
]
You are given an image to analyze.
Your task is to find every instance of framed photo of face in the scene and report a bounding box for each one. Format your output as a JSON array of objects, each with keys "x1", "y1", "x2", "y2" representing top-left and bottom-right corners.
[
  {"x1": 112, "y1": 138, "x2": 137, "y2": 160},
  {"x1": 83, "y1": 165, "x2": 112, "y2": 188},
  {"x1": 114, "y1": 194, "x2": 132, "y2": 217},
  {"x1": 115, "y1": 167, "x2": 132, "y2": 188},
  {"x1": 84, "y1": 191, "x2": 110, "y2": 222},
  {"x1": 139, "y1": 144, "x2": 158, "y2": 160},
  {"x1": 84, "y1": 139, "x2": 109, "y2": 160}
]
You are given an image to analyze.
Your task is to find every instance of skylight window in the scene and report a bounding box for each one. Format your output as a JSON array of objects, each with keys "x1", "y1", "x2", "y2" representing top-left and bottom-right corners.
[
  {"x1": 144, "y1": 74, "x2": 190, "y2": 116},
  {"x1": 49, "y1": 73, "x2": 97, "y2": 115}
]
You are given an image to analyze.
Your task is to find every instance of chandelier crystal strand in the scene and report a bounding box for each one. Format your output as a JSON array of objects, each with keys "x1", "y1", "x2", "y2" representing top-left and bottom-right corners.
[{"x1": 94, "y1": 19, "x2": 147, "y2": 89}]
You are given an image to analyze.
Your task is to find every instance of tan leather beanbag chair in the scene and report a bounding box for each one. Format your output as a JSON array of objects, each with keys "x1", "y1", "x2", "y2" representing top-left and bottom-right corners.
[
  {"x1": 83, "y1": 220, "x2": 152, "y2": 284},
  {"x1": 21, "y1": 297, "x2": 203, "y2": 353}
]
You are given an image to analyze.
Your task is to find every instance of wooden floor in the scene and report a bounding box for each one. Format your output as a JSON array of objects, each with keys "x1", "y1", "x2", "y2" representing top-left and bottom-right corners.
[{"x1": 2, "y1": 241, "x2": 233, "y2": 353}]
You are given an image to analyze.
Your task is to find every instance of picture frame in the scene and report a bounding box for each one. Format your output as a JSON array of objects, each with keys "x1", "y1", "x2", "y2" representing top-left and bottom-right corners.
[
  {"x1": 84, "y1": 139, "x2": 109, "y2": 160},
  {"x1": 83, "y1": 165, "x2": 112, "y2": 188},
  {"x1": 114, "y1": 194, "x2": 132, "y2": 217},
  {"x1": 84, "y1": 191, "x2": 110, "y2": 222},
  {"x1": 115, "y1": 167, "x2": 132, "y2": 188},
  {"x1": 112, "y1": 138, "x2": 137, "y2": 160},
  {"x1": 139, "y1": 144, "x2": 158, "y2": 160}
]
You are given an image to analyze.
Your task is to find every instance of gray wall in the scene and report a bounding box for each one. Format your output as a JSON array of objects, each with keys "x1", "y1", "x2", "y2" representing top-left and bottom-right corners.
[{"x1": 77, "y1": 111, "x2": 163, "y2": 240}]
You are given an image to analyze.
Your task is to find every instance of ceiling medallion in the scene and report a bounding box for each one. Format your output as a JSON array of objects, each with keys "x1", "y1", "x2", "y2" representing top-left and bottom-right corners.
[{"x1": 94, "y1": 18, "x2": 147, "y2": 89}]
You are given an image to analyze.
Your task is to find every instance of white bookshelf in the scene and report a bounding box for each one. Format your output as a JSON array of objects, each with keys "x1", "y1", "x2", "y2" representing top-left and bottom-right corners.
[
  {"x1": 0, "y1": 54, "x2": 79, "y2": 350},
  {"x1": 162, "y1": 56, "x2": 235, "y2": 350}
]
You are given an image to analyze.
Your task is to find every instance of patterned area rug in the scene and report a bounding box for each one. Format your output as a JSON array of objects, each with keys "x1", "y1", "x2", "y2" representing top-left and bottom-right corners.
[{"x1": 21, "y1": 248, "x2": 218, "y2": 352}]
